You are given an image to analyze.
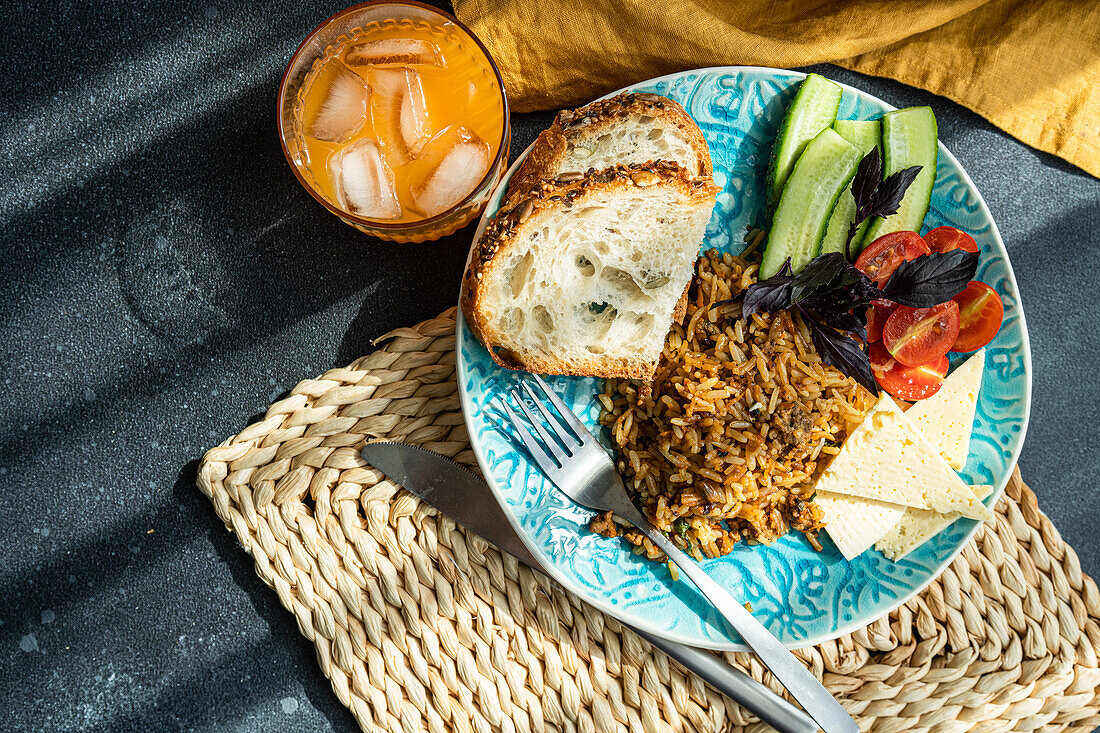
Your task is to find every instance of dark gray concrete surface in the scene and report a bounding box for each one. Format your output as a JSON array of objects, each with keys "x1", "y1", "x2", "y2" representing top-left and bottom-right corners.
[{"x1": 0, "y1": 0, "x2": 1097, "y2": 730}]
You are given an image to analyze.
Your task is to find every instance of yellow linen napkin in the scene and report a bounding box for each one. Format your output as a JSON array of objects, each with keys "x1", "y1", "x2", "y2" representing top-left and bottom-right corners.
[{"x1": 454, "y1": 0, "x2": 1099, "y2": 177}]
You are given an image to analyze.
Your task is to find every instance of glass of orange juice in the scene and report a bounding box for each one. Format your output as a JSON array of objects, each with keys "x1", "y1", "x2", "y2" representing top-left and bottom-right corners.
[{"x1": 278, "y1": 1, "x2": 509, "y2": 242}]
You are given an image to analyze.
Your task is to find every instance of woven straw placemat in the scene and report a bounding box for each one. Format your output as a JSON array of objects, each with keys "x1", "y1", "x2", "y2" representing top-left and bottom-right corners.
[{"x1": 197, "y1": 307, "x2": 1100, "y2": 733}]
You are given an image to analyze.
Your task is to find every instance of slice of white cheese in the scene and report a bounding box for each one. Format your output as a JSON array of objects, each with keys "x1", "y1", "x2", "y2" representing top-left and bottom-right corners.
[
  {"x1": 875, "y1": 483, "x2": 995, "y2": 560},
  {"x1": 905, "y1": 349, "x2": 985, "y2": 470},
  {"x1": 814, "y1": 394, "x2": 993, "y2": 521},
  {"x1": 815, "y1": 490, "x2": 906, "y2": 560}
]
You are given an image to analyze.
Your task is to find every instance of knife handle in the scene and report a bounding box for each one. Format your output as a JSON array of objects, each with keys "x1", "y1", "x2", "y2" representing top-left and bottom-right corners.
[{"x1": 629, "y1": 625, "x2": 819, "y2": 733}]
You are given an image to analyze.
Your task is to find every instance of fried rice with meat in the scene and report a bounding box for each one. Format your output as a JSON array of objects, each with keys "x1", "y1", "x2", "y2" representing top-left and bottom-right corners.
[{"x1": 594, "y1": 241, "x2": 875, "y2": 563}]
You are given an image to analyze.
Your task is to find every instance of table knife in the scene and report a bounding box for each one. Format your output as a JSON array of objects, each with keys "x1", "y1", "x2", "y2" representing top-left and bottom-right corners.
[{"x1": 360, "y1": 441, "x2": 820, "y2": 733}]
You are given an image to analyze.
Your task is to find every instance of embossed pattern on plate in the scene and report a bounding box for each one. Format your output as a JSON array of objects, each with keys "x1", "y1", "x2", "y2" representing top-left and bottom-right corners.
[{"x1": 456, "y1": 67, "x2": 1031, "y2": 650}]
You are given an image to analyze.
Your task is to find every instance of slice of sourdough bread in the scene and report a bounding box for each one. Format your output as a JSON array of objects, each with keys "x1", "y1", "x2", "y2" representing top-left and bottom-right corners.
[
  {"x1": 461, "y1": 163, "x2": 719, "y2": 380},
  {"x1": 505, "y1": 92, "x2": 712, "y2": 204}
]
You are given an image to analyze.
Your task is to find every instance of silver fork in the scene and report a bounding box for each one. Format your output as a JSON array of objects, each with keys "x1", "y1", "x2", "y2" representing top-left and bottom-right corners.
[{"x1": 500, "y1": 373, "x2": 858, "y2": 733}]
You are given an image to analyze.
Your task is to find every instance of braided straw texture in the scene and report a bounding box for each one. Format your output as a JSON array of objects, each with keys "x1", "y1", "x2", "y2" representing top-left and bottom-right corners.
[{"x1": 197, "y1": 308, "x2": 1100, "y2": 733}]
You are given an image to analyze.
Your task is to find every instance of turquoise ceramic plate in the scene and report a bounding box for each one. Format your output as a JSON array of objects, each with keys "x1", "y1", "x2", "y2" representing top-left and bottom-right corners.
[{"x1": 456, "y1": 67, "x2": 1031, "y2": 650}]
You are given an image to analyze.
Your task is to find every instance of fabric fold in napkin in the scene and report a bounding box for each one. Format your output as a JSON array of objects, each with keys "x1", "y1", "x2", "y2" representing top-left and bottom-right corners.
[{"x1": 454, "y1": 0, "x2": 1099, "y2": 177}]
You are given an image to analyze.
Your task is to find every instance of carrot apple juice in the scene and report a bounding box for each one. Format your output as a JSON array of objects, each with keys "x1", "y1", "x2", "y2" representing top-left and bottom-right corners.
[{"x1": 287, "y1": 11, "x2": 506, "y2": 234}]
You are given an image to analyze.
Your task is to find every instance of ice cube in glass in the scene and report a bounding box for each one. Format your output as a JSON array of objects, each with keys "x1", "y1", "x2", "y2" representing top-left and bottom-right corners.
[
  {"x1": 370, "y1": 68, "x2": 432, "y2": 166},
  {"x1": 405, "y1": 126, "x2": 490, "y2": 218},
  {"x1": 345, "y1": 38, "x2": 444, "y2": 68},
  {"x1": 305, "y1": 62, "x2": 371, "y2": 144},
  {"x1": 330, "y1": 138, "x2": 401, "y2": 220}
]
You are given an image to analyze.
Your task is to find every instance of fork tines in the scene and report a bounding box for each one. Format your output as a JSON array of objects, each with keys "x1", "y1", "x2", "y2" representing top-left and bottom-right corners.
[{"x1": 498, "y1": 374, "x2": 590, "y2": 476}]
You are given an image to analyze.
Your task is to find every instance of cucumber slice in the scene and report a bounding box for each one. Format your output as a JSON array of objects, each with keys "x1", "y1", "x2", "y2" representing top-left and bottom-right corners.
[
  {"x1": 819, "y1": 119, "x2": 881, "y2": 258},
  {"x1": 760, "y1": 128, "x2": 863, "y2": 278},
  {"x1": 832, "y1": 119, "x2": 881, "y2": 147},
  {"x1": 862, "y1": 106, "x2": 938, "y2": 247},
  {"x1": 766, "y1": 74, "x2": 842, "y2": 209}
]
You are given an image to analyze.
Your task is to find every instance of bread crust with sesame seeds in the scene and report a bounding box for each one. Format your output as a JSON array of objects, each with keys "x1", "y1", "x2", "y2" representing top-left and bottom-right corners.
[{"x1": 505, "y1": 92, "x2": 713, "y2": 206}]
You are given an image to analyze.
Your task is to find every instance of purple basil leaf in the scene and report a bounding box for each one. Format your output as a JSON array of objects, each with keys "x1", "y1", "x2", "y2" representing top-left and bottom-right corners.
[
  {"x1": 804, "y1": 315, "x2": 878, "y2": 394},
  {"x1": 868, "y1": 165, "x2": 922, "y2": 220},
  {"x1": 799, "y1": 267, "x2": 880, "y2": 313},
  {"x1": 789, "y1": 252, "x2": 848, "y2": 301},
  {"x1": 850, "y1": 148, "x2": 882, "y2": 221},
  {"x1": 844, "y1": 220, "x2": 861, "y2": 261},
  {"x1": 743, "y1": 279, "x2": 793, "y2": 316},
  {"x1": 833, "y1": 278, "x2": 885, "y2": 312},
  {"x1": 832, "y1": 261, "x2": 870, "y2": 289},
  {"x1": 882, "y1": 250, "x2": 978, "y2": 306},
  {"x1": 822, "y1": 309, "x2": 867, "y2": 341},
  {"x1": 741, "y1": 258, "x2": 797, "y2": 316},
  {"x1": 744, "y1": 254, "x2": 858, "y2": 315}
]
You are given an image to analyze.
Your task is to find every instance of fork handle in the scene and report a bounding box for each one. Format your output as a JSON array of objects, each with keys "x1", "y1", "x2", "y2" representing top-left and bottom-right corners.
[
  {"x1": 634, "y1": 628, "x2": 819, "y2": 733},
  {"x1": 616, "y1": 505, "x2": 858, "y2": 733}
]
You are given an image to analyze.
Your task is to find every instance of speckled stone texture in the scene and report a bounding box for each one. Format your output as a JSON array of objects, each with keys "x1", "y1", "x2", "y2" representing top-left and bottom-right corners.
[{"x1": 0, "y1": 1, "x2": 1096, "y2": 730}]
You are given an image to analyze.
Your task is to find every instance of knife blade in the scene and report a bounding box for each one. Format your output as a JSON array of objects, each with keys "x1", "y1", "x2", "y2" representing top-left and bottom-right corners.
[
  {"x1": 360, "y1": 442, "x2": 540, "y2": 567},
  {"x1": 360, "y1": 441, "x2": 819, "y2": 733}
]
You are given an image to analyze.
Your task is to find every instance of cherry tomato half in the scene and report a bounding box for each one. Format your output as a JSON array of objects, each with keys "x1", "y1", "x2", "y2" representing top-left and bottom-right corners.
[
  {"x1": 882, "y1": 301, "x2": 961, "y2": 367},
  {"x1": 870, "y1": 342, "x2": 949, "y2": 401},
  {"x1": 855, "y1": 231, "x2": 931, "y2": 286},
  {"x1": 924, "y1": 226, "x2": 979, "y2": 254},
  {"x1": 951, "y1": 281, "x2": 1004, "y2": 352},
  {"x1": 866, "y1": 299, "x2": 898, "y2": 343}
]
